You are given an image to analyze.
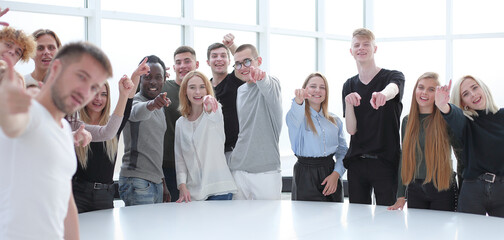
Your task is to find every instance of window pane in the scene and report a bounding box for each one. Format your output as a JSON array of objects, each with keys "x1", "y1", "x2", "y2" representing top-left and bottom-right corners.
[
  {"x1": 453, "y1": 0, "x2": 504, "y2": 34},
  {"x1": 373, "y1": 0, "x2": 445, "y2": 37},
  {"x1": 376, "y1": 40, "x2": 446, "y2": 118},
  {"x1": 101, "y1": 19, "x2": 181, "y2": 179},
  {"x1": 8, "y1": 0, "x2": 83, "y2": 7},
  {"x1": 193, "y1": 0, "x2": 256, "y2": 25},
  {"x1": 101, "y1": 0, "x2": 181, "y2": 17},
  {"x1": 193, "y1": 27, "x2": 256, "y2": 78},
  {"x1": 269, "y1": 34, "x2": 316, "y2": 167},
  {"x1": 270, "y1": 0, "x2": 315, "y2": 31},
  {"x1": 2, "y1": 11, "x2": 85, "y2": 74},
  {"x1": 453, "y1": 38, "x2": 504, "y2": 106},
  {"x1": 325, "y1": 1, "x2": 363, "y2": 35},
  {"x1": 324, "y1": 40, "x2": 356, "y2": 121}
]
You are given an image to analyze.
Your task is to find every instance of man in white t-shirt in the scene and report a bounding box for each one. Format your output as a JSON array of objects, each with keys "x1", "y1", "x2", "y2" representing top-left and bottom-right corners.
[{"x1": 0, "y1": 42, "x2": 113, "y2": 240}]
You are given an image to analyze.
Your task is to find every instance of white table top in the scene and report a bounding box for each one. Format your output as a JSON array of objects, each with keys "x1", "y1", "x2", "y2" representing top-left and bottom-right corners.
[{"x1": 79, "y1": 200, "x2": 503, "y2": 240}]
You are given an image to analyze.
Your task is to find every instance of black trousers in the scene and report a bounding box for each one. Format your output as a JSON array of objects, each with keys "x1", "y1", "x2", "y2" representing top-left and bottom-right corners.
[
  {"x1": 162, "y1": 167, "x2": 179, "y2": 202},
  {"x1": 407, "y1": 177, "x2": 458, "y2": 211},
  {"x1": 291, "y1": 155, "x2": 343, "y2": 202},
  {"x1": 458, "y1": 175, "x2": 504, "y2": 217},
  {"x1": 347, "y1": 157, "x2": 397, "y2": 206},
  {"x1": 73, "y1": 180, "x2": 115, "y2": 213}
]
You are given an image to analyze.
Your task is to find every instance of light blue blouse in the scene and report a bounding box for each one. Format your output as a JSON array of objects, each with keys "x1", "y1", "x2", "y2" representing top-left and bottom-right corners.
[{"x1": 286, "y1": 99, "x2": 348, "y2": 176}]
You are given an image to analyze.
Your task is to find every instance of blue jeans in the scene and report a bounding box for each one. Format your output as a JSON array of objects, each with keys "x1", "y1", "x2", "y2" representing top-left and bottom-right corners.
[
  {"x1": 458, "y1": 178, "x2": 504, "y2": 217},
  {"x1": 206, "y1": 193, "x2": 233, "y2": 201},
  {"x1": 118, "y1": 177, "x2": 163, "y2": 206}
]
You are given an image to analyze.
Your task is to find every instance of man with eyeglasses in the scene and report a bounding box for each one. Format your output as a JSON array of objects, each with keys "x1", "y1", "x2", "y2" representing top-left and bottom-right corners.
[
  {"x1": 228, "y1": 44, "x2": 283, "y2": 200},
  {"x1": 160, "y1": 46, "x2": 199, "y2": 202},
  {"x1": 207, "y1": 33, "x2": 244, "y2": 164}
]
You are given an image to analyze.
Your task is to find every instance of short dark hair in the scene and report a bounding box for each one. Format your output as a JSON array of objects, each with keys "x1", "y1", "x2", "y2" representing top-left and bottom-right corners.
[
  {"x1": 32, "y1": 29, "x2": 61, "y2": 48},
  {"x1": 46, "y1": 41, "x2": 113, "y2": 82},
  {"x1": 235, "y1": 44, "x2": 258, "y2": 58},
  {"x1": 207, "y1": 43, "x2": 230, "y2": 60},
  {"x1": 140, "y1": 55, "x2": 166, "y2": 80},
  {"x1": 173, "y1": 46, "x2": 196, "y2": 59}
]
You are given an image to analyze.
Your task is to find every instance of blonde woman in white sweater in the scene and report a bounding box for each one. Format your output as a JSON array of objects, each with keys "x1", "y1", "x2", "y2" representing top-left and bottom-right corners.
[{"x1": 175, "y1": 71, "x2": 237, "y2": 202}]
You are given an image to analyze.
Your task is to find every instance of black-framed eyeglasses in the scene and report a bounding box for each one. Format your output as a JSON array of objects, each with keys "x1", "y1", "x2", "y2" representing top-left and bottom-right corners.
[{"x1": 233, "y1": 58, "x2": 255, "y2": 70}]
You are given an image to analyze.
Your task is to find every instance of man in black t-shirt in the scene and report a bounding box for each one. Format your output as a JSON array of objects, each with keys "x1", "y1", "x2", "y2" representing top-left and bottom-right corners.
[
  {"x1": 342, "y1": 28, "x2": 405, "y2": 206},
  {"x1": 207, "y1": 34, "x2": 244, "y2": 163}
]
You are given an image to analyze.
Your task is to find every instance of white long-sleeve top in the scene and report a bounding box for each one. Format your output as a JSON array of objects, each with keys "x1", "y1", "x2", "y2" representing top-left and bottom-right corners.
[{"x1": 174, "y1": 105, "x2": 237, "y2": 201}]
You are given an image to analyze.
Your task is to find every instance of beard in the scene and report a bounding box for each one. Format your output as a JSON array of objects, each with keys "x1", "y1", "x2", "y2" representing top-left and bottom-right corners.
[{"x1": 51, "y1": 76, "x2": 84, "y2": 115}]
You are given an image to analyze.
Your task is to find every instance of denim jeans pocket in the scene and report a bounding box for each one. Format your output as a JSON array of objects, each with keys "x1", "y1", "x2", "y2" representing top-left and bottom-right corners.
[{"x1": 132, "y1": 178, "x2": 152, "y2": 192}]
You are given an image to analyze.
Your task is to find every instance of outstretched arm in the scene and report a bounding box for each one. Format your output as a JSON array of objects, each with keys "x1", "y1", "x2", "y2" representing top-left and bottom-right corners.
[
  {"x1": 344, "y1": 92, "x2": 361, "y2": 135},
  {"x1": 370, "y1": 83, "x2": 399, "y2": 110},
  {"x1": 0, "y1": 58, "x2": 31, "y2": 138}
]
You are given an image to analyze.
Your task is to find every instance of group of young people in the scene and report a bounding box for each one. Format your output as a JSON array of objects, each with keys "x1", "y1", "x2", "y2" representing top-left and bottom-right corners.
[
  {"x1": 0, "y1": 8, "x2": 503, "y2": 239},
  {"x1": 287, "y1": 28, "x2": 504, "y2": 218}
]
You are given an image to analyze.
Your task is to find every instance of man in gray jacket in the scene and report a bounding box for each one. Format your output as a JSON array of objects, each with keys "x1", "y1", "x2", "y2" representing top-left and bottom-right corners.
[{"x1": 229, "y1": 44, "x2": 283, "y2": 200}]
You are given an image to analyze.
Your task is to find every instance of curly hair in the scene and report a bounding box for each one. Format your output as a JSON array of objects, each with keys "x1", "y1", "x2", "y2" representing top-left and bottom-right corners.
[{"x1": 0, "y1": 26, "x2": 36, "y2": 62}]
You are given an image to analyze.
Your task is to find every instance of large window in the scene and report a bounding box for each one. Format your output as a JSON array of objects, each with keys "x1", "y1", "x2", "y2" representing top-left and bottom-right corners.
[
  {"x1": 373, "y1": 0, "x2": 445, "y2": 37},
  {"x1": 101, "y1": 0, "x2": 181, "y2": 17},
  {"x1": 269, "y1": 34, "x2": 316, "y2": 157},
  {"x1": 193, "y1": 0, "x2": 256, "y2": 25}
]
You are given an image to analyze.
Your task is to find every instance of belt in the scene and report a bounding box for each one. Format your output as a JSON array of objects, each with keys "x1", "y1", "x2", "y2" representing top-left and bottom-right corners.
[
  {"x1": 477, "y1": 173, "x2": 504, "y2": 183},
  {"x1": 359, "y1": 154, "x2": 378, "y2": 159},
  {"x1": 92, "y1": 182, "x2": 113, "y2": 190},
  {"x1": 74, "y1": 178, "x2": 113, "y2": 190}
]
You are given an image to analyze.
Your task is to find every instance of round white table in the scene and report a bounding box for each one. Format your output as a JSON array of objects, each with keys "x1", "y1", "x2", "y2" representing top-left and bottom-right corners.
[{"x1": 79, "y1": 200, "x2": 503, "y2": 240}]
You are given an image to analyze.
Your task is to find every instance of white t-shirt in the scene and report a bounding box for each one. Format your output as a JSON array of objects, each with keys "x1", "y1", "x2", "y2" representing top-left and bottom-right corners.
[
  {"x1": 0, "y1": 100, "x2": 77, "y2": 240},
  {"x1": 23, "y1": 73, "x2": 38, "y2": 87}
]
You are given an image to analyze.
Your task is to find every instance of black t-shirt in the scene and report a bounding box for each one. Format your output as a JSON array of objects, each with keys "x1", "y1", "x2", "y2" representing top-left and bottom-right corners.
[
  {"x1": 342, "y1": 68, "x2": 405, "y2": 167},
  {"x1": 73, "y1": 98, "x2": 133, "y2": 184},
  {"x1": 211, "y1": 71, "x2": 244, "y2": 151}
]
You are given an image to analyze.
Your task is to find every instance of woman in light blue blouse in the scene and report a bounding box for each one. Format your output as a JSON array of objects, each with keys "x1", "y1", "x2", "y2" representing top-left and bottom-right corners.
[{"x1": 286, "y1": 72, "x2": 348, "y2": 202}]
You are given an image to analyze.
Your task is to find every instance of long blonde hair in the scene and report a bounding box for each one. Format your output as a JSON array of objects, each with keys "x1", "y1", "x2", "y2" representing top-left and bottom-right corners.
[
  {"x1": 75, "y1": 82, "x2": 118, "y2": 169},
  {"x1": 401, "y1": 72, "x2": 452, "y2": 191},
  {"x1": 302, "y1": 72, "x2": 337, "y2": 134},
  {"x1": 178, "y1": 71, "x2": 215, "y2": 118},
  {"x1": 450, "y1": 75, "x2": 499, "y2": 121}
]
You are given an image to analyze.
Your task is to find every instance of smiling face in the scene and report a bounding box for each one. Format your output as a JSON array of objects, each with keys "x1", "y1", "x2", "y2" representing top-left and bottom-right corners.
[
  {"x1": 186, "y1": 76, "x2": 207, "y2": 106},
  {"x1": 173, "y1": 52, "x2": 199, "y2": 84},
  {"x1": 460, "y1": 78, "x2": 486, "y2": 111},
  {"x1": 34, "y1": 34, "x2": 59, "y2": 72},
  {"x1": 0, "y1": 40, "x2": 23, "y2": 64},
  {"x1": 350, "y1": 36, "x2": 376, "y2": 63},
  {"x1": 415, "y1": 78, "x2": 437, "y2": 114},
  {"x1": 233, "y1": 48, "x2": 261, "y2": 83},
  {"x1": 305, "y1": 76, "x2": 326, "y2": 109},
  {"x1": 86, "y1": 84, "x2": 108, "y2": 114},
  {"x1": 140, "y1": 62, "x2": 164, "y2": 100},
  {"x1": 207, "y1": 47, "x2": 230, "y2": 75}
]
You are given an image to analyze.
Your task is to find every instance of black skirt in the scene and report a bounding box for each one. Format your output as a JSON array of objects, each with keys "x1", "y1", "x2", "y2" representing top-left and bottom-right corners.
[{"x1": 291, "y1": 155, "x2": 343, "y2": 202}]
